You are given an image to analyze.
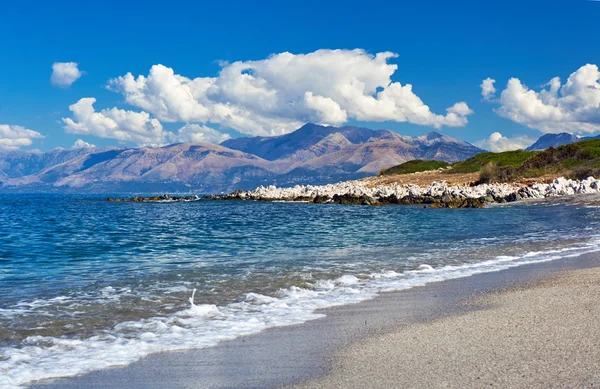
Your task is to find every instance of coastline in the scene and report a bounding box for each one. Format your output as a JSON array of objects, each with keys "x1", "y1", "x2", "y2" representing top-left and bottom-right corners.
[
  {"x1": 32, "y1": 252, "x2": 600, "y2": 389},
  {"x1": 210, "y1": 176, "x2": 600, "y2": 208},
  {"x1": 105, "y1": 176, "x2": 600, "y2": 208}
]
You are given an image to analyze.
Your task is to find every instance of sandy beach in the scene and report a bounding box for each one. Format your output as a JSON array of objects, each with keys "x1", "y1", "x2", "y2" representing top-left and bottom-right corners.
[
  {"x1": 31, "y1": 253, "x2": 600, "y2": 389},
  {"x1": 291, "y1": 268, "x2": 600, "y2": 389}
]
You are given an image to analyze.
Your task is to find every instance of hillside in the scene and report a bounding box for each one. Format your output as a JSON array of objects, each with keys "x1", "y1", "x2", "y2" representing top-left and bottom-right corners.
[{"x1": 379, "y1": 139, "x2": 600, "y2": 184}]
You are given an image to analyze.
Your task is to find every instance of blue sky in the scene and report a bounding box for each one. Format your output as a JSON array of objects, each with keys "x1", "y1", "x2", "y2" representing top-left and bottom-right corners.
[{"x1": 1, "y1": 0, "x2": 599, "y2": 151}]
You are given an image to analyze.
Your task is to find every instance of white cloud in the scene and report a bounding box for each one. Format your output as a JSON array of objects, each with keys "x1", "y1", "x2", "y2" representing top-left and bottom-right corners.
[
  {"x1": 107, "y1": 65, "x2": 212, "y2": 124},
  {"x1": 0, "y1": 124, "x2": 45, "y2": 150},
  {"x1": 447, "y1": 102, "x2": 474, "y2": 116},
  {"x1": 107, "y1": 49, "x2": 473, "y2": 136},
  {"x1": 303, "y1": 92, "x2": 348, "y2": 126},
  {"x1": 175, "y1": 124, "x2": 231, "y2": 144},
  {"x1": 51, "y1": 62, "x2": 84, "y2": 87},
  {"x1": 474, "y1": 132, "x2": 534, "y2": 152},
  {"x1": 62, "y1": 99, "x2": 233, "y2": 147},
  {"x1": 493, "y1": 64, "x2": 600, "y2": 134},
  {"x1": 72, "y1": 139, "x2": 96, "y2": 149},
  {"x1": 62, "y1": 98, "x2": 173, "y2": 146},
  {"x1": 480, "y1": 78, "x2": 496, "y2": 101}
]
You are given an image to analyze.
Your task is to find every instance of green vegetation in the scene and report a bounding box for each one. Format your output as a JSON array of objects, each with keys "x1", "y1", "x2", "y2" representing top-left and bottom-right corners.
[
  {"x1": 379, "y1": 159, "x2": 449, "y2": 175},
  {"x1": 450, "y1": 150, "x2": 537, "y2": 174},
  {"x1": 380, "y1": 139, "x2": 600, "y2": 183},
  {"x1": 518, "y1": 138, "x2": 600, "y2": 180},
  {"x1": 475, "y1": 139, "x2": 600, "y2": 183}
]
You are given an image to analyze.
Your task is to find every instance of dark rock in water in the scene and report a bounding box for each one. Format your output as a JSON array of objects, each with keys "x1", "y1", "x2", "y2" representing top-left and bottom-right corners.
[
  {"x1": 330, "y1": 193, "x2": 380, "y2": 205},
  {"x1": 289, "y1": 196, "x2": 313, "y2": 202},
  {"x1": 430, "y1": 197, "x2": 486, "y2": 208},
  {"x1": 331, "y1": 193, "x2": 359, "y2": 205},
  {"x1": 312, "y1": 194, "x2": 331, "y2": 203},
  {"x1": 107, "y1": 194, "x2": 200, "y2": 203},
  {"x1": 505, "y1": 192, "x2": 520, "y2": 202},
  {"x1": 378, "y1": 194, "x2": 401, "y2": 204}
]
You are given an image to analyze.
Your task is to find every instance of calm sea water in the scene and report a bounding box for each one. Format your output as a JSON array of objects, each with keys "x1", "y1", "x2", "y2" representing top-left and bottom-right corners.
[{"x1": 1, "y1": 194, "x2": 600, "y2": 388}]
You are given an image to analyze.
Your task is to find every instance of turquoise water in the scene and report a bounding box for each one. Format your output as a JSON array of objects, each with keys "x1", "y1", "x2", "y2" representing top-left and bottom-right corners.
[{"x1": 1, "y1": 194, "x2": 600, "y2": 388}]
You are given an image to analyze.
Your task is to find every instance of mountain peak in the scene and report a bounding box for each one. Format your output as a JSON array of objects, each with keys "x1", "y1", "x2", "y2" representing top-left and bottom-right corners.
[
  {"x1": 526, "y1": 133, "x2": 580, "y2": 151},
  {"x1": 298, "y1": 122, "x2": 328, "y2": 130},
  {"x1": 424, "y1": 131, "x2": 445, "y2": 140}
]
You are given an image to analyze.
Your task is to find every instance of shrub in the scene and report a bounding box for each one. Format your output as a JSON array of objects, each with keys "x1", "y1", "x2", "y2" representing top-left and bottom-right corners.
[
  {"x1": 568, "y1": 166, "x2": 600, "y2": 180},
  {"x1": 477, "y1": 162, "x2": 496, "y2": 184}
]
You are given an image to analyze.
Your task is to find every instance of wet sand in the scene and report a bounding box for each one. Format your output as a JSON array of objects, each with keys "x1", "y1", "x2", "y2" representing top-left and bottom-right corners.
[{"x1": 33, "y1": 253, "x2": 600, "y2": 389}]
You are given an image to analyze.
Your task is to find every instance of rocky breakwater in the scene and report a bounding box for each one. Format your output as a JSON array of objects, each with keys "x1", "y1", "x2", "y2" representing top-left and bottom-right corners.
[
  {"x1": 107, "y1": 194, "x2": 201, "y2": 202},
  {"x1": 218, "y1": 177, "x2": 600, "y2": 208}
]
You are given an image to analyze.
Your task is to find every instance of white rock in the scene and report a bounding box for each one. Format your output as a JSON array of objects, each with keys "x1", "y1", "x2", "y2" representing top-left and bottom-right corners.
[{"x1": 236, "y1": 176, "x2": 600, "y2": 204}]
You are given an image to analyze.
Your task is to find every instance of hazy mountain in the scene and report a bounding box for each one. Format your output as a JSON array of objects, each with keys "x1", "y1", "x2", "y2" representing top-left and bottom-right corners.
[
  {"x1": 1, "y1": 143, "x2": 277, "y2": 193},
  {"x1": 580, "y1": 134, "x2": 600, "y2": 141},
  {"x1": 526, "y1": 133, "x2": 580, "y2": 150},
  {"x1": 0, "y1": 124, "x2": 484, "y2": 193}
]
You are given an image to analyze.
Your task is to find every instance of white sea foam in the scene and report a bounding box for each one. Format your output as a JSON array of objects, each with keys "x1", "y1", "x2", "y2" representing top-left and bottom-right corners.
[
  {"x1": 336, "y1": 275, "x2": 360, "y2": 285},
  {"x1": 2, "y1": 240, "x2": 600, "y2": 389}
]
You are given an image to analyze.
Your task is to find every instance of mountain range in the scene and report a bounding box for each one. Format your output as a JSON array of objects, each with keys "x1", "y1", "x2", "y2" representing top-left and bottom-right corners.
[{"x1": 0, "y1": 123, "x2": 484, "y2": 193}]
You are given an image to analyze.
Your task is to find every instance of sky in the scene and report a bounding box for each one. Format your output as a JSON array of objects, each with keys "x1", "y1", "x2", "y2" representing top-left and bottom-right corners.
[{"x1": 1, "y1": 0, "x2": 599, "y2": 152}]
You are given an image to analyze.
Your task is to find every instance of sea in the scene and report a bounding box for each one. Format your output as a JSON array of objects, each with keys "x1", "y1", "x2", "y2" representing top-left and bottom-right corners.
[{"x1": 1, "y1": 193, "x2": 600, "y2": 388}]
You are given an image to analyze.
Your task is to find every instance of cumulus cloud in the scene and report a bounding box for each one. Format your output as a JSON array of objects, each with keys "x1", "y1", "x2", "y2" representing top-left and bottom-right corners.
[
  {"x1": 72, "y1": 139, "x2": 95, "y2": 149},
  {"x1": 492, "y1": 64, "x2": 600, "y2": 134},
  {"x1": 303, "y1": 92, "x2": 348, "y2": 126},
  {"x1": 62, "y1": 98, "x2": 173, "y2": 146},
  {"x1": 107, "y1": 49, "x2": 473, "y2": 136},
  {"x1": 62, "y1": 99, "x2": 235, "y2": 146},
  {"x1": 474, "y1": 132, "x2": 535, "y2": 152},
  {"x1": 51, "y1": 62, "x2": 84, "y2": 87},
  {"x1": 0, "y1": 124, "x2": 45, "y2": 150},
  {"x1": 176, "y1": 124, "x2": 231, "y2": 144},
  {"x1": 480, "y1": 78, "x2": 496, "y2": 101}
]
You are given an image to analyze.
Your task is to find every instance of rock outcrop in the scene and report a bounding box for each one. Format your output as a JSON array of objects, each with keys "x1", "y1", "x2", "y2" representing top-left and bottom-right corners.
[{"x1": 214, "y1": 177, "x2": 600, "y2": 208}]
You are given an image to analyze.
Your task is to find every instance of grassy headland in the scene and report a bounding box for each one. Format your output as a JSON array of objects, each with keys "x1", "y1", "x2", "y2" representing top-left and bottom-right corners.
[{"x1": 378, "y1": 139, "x2": 600, "y2": 184}]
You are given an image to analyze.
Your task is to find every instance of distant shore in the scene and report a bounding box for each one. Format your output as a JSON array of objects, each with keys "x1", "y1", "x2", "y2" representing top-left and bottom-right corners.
[{"x1": 33, "y1": 252, "x2": 600, "y2": 389}]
